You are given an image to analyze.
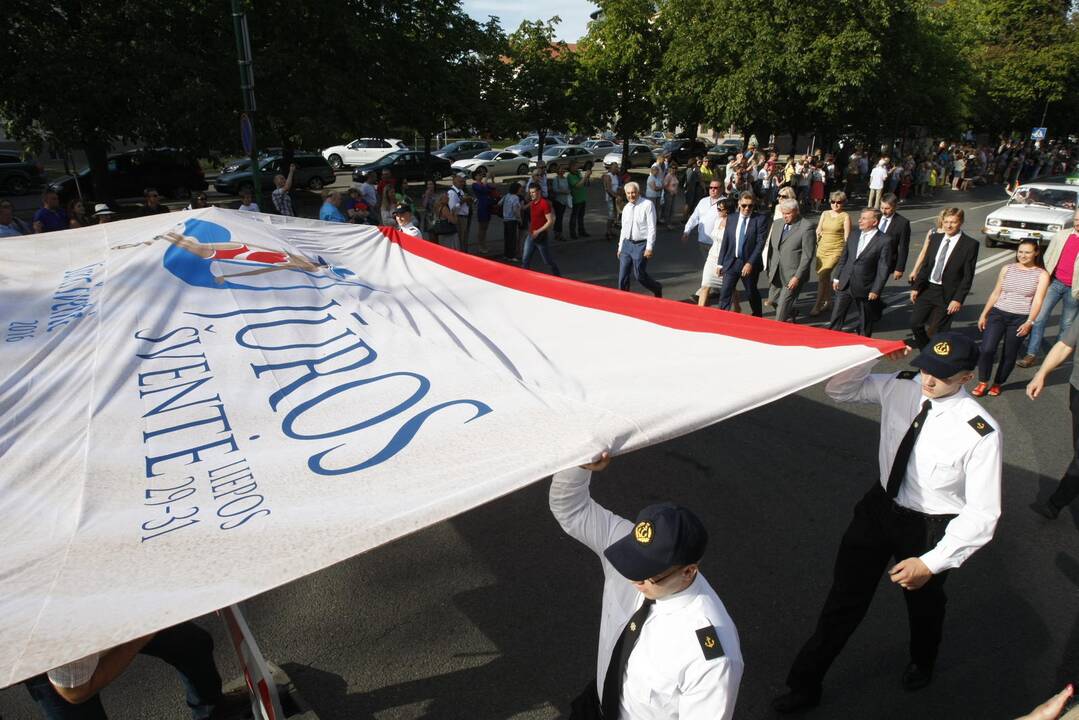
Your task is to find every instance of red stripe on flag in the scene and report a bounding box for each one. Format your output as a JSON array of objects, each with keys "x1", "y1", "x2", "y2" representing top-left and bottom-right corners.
[{"x1": 378, "y1": 227, "x2": 906, "y2": 352}]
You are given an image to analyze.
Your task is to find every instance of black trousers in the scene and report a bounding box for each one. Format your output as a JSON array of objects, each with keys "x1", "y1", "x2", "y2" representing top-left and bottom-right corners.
[
  {"x1": 570, "y1": 202, "x2": 587, "y2": 237},
  {"x1": 827, "y1": 289, "x2": 878, "y2": 337},
  {"x1": 1049, "y1": 385, "x2": 1079, "y2": 511},
  {"x1": 786, "y1": 486, "x2": 954, "y2": 691},
  {"x1": 911, "y1": 284, "x2": 955, "y2": 348},
  {"x1": 25, "y1": 622, "x2": 223, "y2": 719},
  {"x1": 554, "y1": 201, "x2": 567, "y2": 237},
  {"x1": 977, "y1": 307, "x2": 1026, "y2": 384},
  {"x1": 503, "y1": 219, "x2": 519, "y2": 259},
  {"x1": 719, "y1": 266, "x2": 763, "y2": 316}
]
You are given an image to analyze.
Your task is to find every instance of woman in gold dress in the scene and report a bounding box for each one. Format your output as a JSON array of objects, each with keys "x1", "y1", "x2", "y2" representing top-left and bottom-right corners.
[{"x1": 812, "y1": 190, "x2": 852, "y2": 316}]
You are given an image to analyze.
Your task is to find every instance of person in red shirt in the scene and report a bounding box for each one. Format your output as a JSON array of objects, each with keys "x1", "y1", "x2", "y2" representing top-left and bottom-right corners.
[
  {"x1": 1018, "y1": 209, "x2": 1079, "y2": 367},
  {"x1": 521, "y1": 185, "x2": 560, "y2": 276}
]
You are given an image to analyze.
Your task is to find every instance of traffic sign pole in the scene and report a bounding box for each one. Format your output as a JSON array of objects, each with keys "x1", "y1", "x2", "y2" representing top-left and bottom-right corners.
[{"x1": 231, "y1": 0, "x2": 262, "y2": 208}]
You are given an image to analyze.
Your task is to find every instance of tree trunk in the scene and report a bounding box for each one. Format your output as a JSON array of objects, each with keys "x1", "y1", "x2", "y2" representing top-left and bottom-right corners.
[
  {"x1": 538, "y1": 130, "x2": 546, "y2": 171},
  {"x1": 423, "y1": 133, "x2": 432, "y2": 179},
  {"x1": 84, "y1": 138, "x2": 111, "y2": 204}
]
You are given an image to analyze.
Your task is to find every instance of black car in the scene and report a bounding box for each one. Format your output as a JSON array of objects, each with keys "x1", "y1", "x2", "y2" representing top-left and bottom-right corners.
[
  {"x1": 433, "y1": 140, "x2": 491, "y2": 162},
  {"x1": 351, "y1": 151, "x2": 454, "y2": 183},
  {"x1": 0, "y1": 150, "x2": 47, "y2": 194},
  {"x1": 213, "y1": 153, "x2": 335, "y2": 195},
  {"x1": 50, "y1": 148, "x2": 207, "y2": 202},
  {"x1": 656, "y1": 138, "x2": 714, "y2": 164}
]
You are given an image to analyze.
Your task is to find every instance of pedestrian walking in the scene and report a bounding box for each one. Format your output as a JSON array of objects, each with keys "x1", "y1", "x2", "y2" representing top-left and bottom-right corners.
[
  {"x1": 973, "y1": 240, "x2": 1049, "y2": 397},
  {"x1": 552, "y1": 166, "x2": 572, "y2": 241},
  {"x1": 774, "y1": 336, "x2": 1001, "y2": 713},
  {"x1": 552, "y1": 452, "x2": 743, "y2": 720},
  {"x1": 661, "y1": 162, "x2": 680, "y2": 227},
  {"x1": 604, "y1": 163, "x2": 622, "y2": 241},
  {"x1": 521, "y1": 184, "x2": 560, "y2": 275},
  {"x1": 827, "y1": 207, "x2": 892, "y2": 337},
  {"x1": 618, "y1": 182, "x2": 662, "y2": 297},
  {"x1": 910, "y1": 208, "x2": 979, "y2": 348},
  {"x1": 682, "y1": 181, "x2": 729, "y2": 305},
  {"x1": 867, "y1": 159, "x2": 888, "y2": 209},
  {"x1": 567, "y1": 162, "x2": 589, "y2": 239},
  {"x1": 765, "y1": 198, "x2": 816, "y2": 322},
  {"x1": 500, "y1": 182, "x2": 523, "y2": 260},
  {"x1": 1017, "y1": 209, "x2": 1079, "y2": 368},
  {"x1": 471, "y1": 172, "x2": 496, "y2": 253},
  {"x1": 1027, "y1": 317, "x2": 1079, "y2": 520},
  {"x1": 811, "y1": 192, "x2": 851, "y2": 317},
  {"x1": 718, "y1": 191, "x2": 766, "y2": 315},
  {"x1": 878, "y1": 194, "x2": 912, "y2": 279}
]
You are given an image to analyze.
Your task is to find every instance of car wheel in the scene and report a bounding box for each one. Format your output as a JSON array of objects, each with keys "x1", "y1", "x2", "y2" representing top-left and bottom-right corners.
[
  {"x1": 4, "y1": 175, "x2": 30, "y2": 194},
  {"x1": 171, "y1": 185, "x2": 191, "y2": 200},
  {"x1": 308, "y1": 176, "x2": 325, "y2": 190},
  {"x1": 984, "y1": 236, "x2": 997, "y2": 248},
  {"x1": 516, "y1": 163, "x2": 529, "y2": 176},
  {"x1": 328, "y1": 154, "x2": 343, "y2": 170}
]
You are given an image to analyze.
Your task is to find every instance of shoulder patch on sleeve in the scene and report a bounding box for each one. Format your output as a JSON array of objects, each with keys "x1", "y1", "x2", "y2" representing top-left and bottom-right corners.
[
  {"x1": 968, "y1": 415, "x2": 995, "y2": 436},
  {"x1": 695, "y1": 626, "x2": 725, "y2": 661},
  {"x1": 896, "y1": 370, "x2": 918, "y2": 380}
]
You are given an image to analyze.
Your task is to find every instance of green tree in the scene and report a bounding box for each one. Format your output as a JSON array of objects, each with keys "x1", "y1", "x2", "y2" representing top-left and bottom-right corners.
[
  {"x1": 578, "y1": 1, "x2": 661, "y2": 159},
  {"x1": 504, "y1": 18, "x2": 580, "y2": 161}
]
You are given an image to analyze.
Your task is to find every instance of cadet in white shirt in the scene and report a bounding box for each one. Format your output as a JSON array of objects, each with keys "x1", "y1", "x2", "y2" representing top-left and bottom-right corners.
[
  {"x1": 391, "y1": 204, "x2": 422, "y2": 237},
  {"x1": 774, "y1": 332, "x2": 1002, "y2": 713},
  {"x1": 552, "y1": 452, "x2": 743, "y2": 720},
  {"x1": 617, "y1": 182, "x2": 663, "y2": 298}
]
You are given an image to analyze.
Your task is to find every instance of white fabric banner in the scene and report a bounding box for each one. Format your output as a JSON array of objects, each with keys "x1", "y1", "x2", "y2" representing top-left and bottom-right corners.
[{"x1": 0, "y1": 208, "x2": 902, "y2": 684}]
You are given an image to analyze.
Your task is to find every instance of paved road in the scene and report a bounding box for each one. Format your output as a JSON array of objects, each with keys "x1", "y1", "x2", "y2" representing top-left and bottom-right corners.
[{"x1": 3, "y1": 183, "x2": 1078, "y2": 720}]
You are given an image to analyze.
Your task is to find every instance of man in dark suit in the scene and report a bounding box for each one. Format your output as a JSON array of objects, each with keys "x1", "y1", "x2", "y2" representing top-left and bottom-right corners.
[
  {"x1": 879, "y1": 193, "x2": 912, "y2": 279},
  {"x1": 718, "y1": 191, "x2": 767, "y2": 316},
  {"x1": 910, "y1": 207, "x2": 979, "y2": 347},
  {"x1": 766, "y1": 198, "x2": 816, "y2": 322},
  {"x1": 827, "y1": 207, "x2": 893, "y2": 337}
]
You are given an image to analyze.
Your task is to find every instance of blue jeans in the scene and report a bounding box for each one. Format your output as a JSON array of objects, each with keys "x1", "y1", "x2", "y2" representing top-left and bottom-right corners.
[
  {"x1": 618, "y1": 240, "x2": 662, "y2": 296},
  {"x1": 1026, "y1": 278, "x2": 1079, "y2": 357},
  {"x1": 522, "y1": 230, "x2": 561, "y2": 275}
]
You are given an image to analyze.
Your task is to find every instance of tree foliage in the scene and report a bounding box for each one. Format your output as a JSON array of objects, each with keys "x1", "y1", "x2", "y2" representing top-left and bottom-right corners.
[{"x1": 503, "y1": 19, "x2": 580, "y2": 157}]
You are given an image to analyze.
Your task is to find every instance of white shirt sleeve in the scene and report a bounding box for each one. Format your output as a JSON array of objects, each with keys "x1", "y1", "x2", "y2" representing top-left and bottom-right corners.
[
  {"x1": 919, "y1": 430, "x2": 1003, "y2": 574},
  {"x1": 48, "y1": 653, "x2": 102, "y2": 688},
  {"x1": 618, "y1": 203, "x2": 633, "y2": 254},
  {"x1": 684, "y1": 199, "x2": 701, "y2": 236},
  {"x1": 447, "y1": 189, "x2": 461, "y2": 213},
  {"x1": 644, "y1": 199, "x2": 657, "y2": 252},
  {"x1": 678, "y1": 653, "x2": 743, "y2": 720},
  {"x1": 549, "y1": 467, "x2": 630, "y2": 558},
  {"x1": 824, "y1": 360, "x2": 888, "y2": 404}
]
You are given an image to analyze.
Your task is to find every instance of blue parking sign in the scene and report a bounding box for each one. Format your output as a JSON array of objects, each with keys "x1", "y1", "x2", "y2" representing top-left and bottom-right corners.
[{"x1": 1031, "y1": 127, "x2": 1047, "y2": 140}]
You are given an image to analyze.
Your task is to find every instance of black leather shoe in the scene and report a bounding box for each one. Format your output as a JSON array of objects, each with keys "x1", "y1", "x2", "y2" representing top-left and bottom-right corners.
[
  {"x1": 901, "y1": 662, "x2": 933, "y2": 691},
  {"x1": 772, "y1": 687, "x2": 821, "y2": 713},
  {"x1": 1031, "y1": 500, "x2": 1061, "y2": 519}
]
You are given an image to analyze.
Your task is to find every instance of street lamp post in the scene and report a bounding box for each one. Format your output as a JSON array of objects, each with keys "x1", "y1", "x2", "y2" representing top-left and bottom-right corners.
[{"x1": 231, "y1": 0, "x2": 262, "y2": 208}]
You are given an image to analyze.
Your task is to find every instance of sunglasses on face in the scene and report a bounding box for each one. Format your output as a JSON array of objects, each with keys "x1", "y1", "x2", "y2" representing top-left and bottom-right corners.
[{"x1": 739, "y1": 203, "x2": 753, "y2": 208}]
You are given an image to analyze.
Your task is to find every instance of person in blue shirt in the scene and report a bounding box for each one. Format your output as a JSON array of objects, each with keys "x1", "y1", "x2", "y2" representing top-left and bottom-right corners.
[
  {"x1": 32, "y1": 190, "x2": 69, "y2": 233},
  {"x1": 318, "y1": 190, "x2": 347, "y2": 223}
]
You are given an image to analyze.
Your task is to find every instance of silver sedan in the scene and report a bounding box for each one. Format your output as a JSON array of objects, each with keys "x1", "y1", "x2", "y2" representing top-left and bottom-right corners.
[{"x1": 527, "y1": 145, "x2": 598, "y2": 173}]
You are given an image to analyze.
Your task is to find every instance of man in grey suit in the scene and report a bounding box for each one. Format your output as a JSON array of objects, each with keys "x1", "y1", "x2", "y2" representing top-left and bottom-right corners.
[
  {"x1": 766, "y1": 198, "x2": 816, "y2": 322},
  {"x1": 827, "y1": 207, "x2": 893, "y2": 337}
]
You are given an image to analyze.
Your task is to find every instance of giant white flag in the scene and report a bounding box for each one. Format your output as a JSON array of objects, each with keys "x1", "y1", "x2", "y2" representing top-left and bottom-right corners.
[{"x1": 0, "y1": 208, "x2": 903, "y2": 684}]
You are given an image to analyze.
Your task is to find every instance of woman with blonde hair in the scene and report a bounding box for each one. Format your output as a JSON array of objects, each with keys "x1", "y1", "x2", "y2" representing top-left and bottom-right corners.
[{"x1": 811, "y1": 190, "x2": 851, "y2": 316}]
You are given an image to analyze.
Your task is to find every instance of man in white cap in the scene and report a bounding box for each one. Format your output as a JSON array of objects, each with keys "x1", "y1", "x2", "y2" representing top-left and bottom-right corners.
[
  {"x1": 92, "y1": 204, "x2": 116, "y2": 224},
  {"x1": 551, "y1": 451, "x2": 743, "y2": 719}
]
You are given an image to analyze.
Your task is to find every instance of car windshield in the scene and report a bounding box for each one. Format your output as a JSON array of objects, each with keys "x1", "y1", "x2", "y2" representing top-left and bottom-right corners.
[
  {"x1": 382, "y1": 150, "x2": 409, "y2": 162},
  {"x1": 474, "y1": 151, "x2": 499, "y2": 160},
  {"x1": 440, "y1": 143, "x2": 461, "y2": 151},
  {"x1": 1009, "y1": 188, "x2": 1078, "y2": 210}
]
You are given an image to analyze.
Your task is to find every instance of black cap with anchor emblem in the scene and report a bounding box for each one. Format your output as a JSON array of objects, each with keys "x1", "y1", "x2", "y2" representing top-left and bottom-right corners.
[
  {"x1": 603, "y1": 502, "x2": 709, "y2": 582},
  {"x1": 911, "y1": 331, "x2": 979, "y2": 379}
]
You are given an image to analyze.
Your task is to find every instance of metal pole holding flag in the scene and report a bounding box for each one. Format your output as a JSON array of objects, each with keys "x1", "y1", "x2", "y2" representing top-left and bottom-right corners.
[
  {"x1": 219, "y1": 605, "x2": 286, "y2": 720},
  {"x1": 231, "y1": 0, "x2": 263, "y2": 209}
]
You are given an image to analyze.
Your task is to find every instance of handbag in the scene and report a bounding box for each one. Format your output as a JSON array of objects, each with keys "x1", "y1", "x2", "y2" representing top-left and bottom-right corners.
[{"x1": 433, "y1": 217, "x2": 457, "y2": 235}]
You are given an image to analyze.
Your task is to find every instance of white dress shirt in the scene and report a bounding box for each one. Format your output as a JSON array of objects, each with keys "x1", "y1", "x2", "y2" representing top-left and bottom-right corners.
[
  {"x1": 825, "y1": 362, "x2": 1002, "y2": 575},
  {"x1": 683, "y1": 197, "x2": 722, "y2": 247},
  {"x1": 396, "y1": 221, "x2": 422, "y2": 237},
  {"x1": 448, "y1": 186, "x2": 469, "y2": 217},
  {"x1": 359, "y1": 183, "x2": 379, "y2": 208},
  {"x1": 929, "y1": 233, "x2": 960, "y2": 285},
  {"x1": 855, "y1": 229, "x2": 878, "y2": 258},
  {"x1": 619, "y1": 198, "x2": 658, "y2": 254},
  {"x1": 869, "y1": 166, "x2": 888, "y2": 190},
  {"x1": 550, "y1": 467, "x2": 744, "y2": 720}
]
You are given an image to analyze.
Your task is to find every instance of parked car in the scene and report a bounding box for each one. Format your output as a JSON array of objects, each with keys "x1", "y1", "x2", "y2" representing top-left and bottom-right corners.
[
  {"x1": 49, "y1": 148, "x2": 207, "y2": 202},
  {"x1": 0, "y1": 150, "x2": 47, "y2": 194},
  {"x1": 451, "y1": 150, "x2": 530, "y2": 179},
  {"x1": 321, "y1": 138, "x2": 407, "y2": 170},
  {"x1": 602, "y1": 143, "x2": 656, "y2": 169},
  {"x1": 711, "y1": 138, "x2": 745, "y2": 156},
  {"x1": 656, "y1": 138, "x2": 713, "y2": 164},
  {"x1": 350, "y1": 150, "x2": 453, "y2": 183},
  {"x1": 214, "y1": 153, "x2": 335, "y2": 195},
  {"x1": 983, "y1": 182, "x2": 1078, "y2": 247},
  {"x1": 504, "y1": 135, "x2": 568, "y2": 158},
  {"x1": 528, "y1": 145, "x2": 597, "y2": 173},
  {"x1": 434, "y1": 140, "x2": 491, "y2": 162},
  {"x1": 581, "y1": 139, "x2": 617, "y2": 153}
]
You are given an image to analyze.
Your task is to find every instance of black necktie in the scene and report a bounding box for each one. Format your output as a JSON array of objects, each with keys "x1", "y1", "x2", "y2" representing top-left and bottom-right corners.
[
  {"x1": 886, "y1": 399, "x2": 932, "y2": 498},
  {"x1": 601, "y1": 598, "x2": 655, "y2": 719}
]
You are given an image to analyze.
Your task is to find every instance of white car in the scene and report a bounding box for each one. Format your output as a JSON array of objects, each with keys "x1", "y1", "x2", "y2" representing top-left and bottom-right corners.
[
  {"x1": 451, "y1": 150, "x2": 531, "y2": 179},
  {"x1": 321, "y1": 138, "x2": 407, "y2": 170},
  {"x1": 602, "y1": 143, "x2": 655, "y2": 169},
  {"x1": 528, "y1": 145, "x2": 598, "y2": 173},
  {"x1": 983, "y1": 182, "x2": 1078, "y2": 247}
]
